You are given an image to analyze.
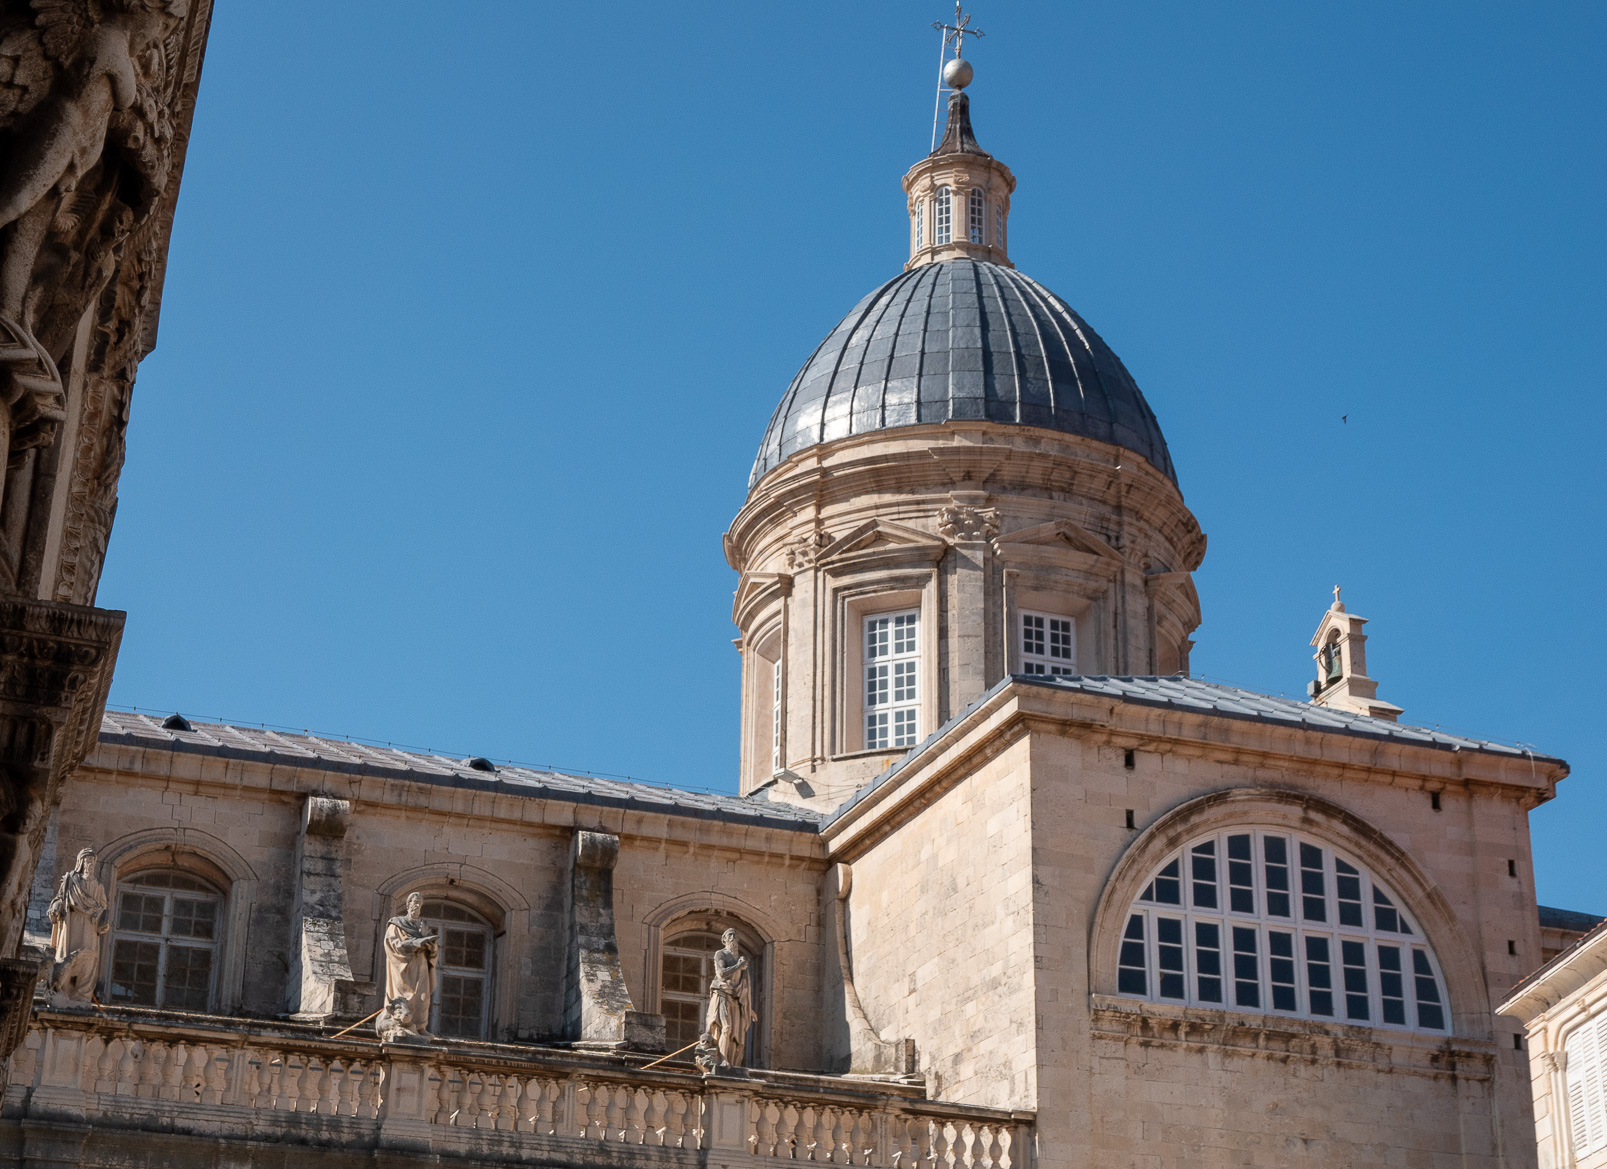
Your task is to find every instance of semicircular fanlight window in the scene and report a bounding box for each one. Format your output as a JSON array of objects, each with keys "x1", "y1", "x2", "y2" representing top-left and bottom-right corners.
[{"x1": 1117, "y1": 828, "x2": 1448, "y2": 1033}]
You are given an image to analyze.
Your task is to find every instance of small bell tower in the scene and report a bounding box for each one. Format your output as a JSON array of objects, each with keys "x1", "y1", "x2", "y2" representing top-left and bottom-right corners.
[{"x1": 1308, "y1": 587, "x2": 1403, "y2": 722}]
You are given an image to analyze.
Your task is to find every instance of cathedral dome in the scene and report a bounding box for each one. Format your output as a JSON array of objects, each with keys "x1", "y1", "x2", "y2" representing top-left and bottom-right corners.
[{"x1": 748, "y1": 258, "x2": 1176, "y2": 490}]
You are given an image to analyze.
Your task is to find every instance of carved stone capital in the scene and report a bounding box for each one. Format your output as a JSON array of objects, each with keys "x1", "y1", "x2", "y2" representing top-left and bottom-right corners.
[{"x1": 937, "y1": 502, "x2": 1000, "y2": 544}]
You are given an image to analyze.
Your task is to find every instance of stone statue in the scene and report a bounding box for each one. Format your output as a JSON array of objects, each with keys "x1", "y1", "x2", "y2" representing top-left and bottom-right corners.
[
  {"x1": 695, "y1": 928, "x2": 756, "y2": 1073},
  {"x1": 380, "y1": 892, "x2": 436, "y2": 1040},
  {"x1": 46, "y1": 846, "x2": 108, "y2": 1003}
]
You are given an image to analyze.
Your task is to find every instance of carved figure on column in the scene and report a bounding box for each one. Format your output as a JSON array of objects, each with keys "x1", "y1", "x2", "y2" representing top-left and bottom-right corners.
[
  {"x1": 46, "y1": 845, "x2": 107, "y2": 1003},
  {"x1": 379, "y1": 892, "x2": 436, "y2": 1042},
  {"x1": 695, "y1": 928, "x2": 755, "y2": 1073}
]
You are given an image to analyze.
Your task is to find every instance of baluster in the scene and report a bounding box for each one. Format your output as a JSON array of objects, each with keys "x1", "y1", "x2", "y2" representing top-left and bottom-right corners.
[
  {"x1": 265, "y1": 1056, "x2": 285, "y2": 1109},
  {"x1": 663, "y1": 1089, "x2": 687, "y2": 1149},
  {"x1": 996, "y1": 1126, "x2": 1014, "y2": 1169},
  {"x1": 956, "y1": 1123, "x2": 975, "y2": 1169},
  {"x1": 454, "y1": 1070, "x2": 478, "y2": 1127},
  {"x1": 284, "y1": 1055, "x2": 305, "y2": 1113},
  {"x1": 602, "y1": 1083, "x2": 625, "y2": 1141},
  {"x1": 623, "y1": 1086, "x2": 646, "y2": 1144},
  {"x1": 581, "y1": 1082, "x2": 605, "y2": 1139},
  {"x1": 832, "y1": 1109, "x2": 852, "y2": 1165},
  {"x1": 78, "y1": 1036, "x2": 104, "y2": 1093},
  {"x1": 319, "y1": 1057, "x2": 342, "y2": 1117},
  {"x1": 239, "y1": 1052, "x2": 262, "y2": 1108},
  {"x1": 498, "y1": 1075, "x2": 520, "y2": 1132},
  {"x1": 851, "y1": 1110, "x2": 875, "y2": 1166},
  {"x1": 424, "y1": 1066, "x2": 447, "y2": 1124},
  {"x1": 184, "y1": 1044, "x2": 207, "y2": 1103},
  {"x1": 822, "y1": 1108, "x2": 844, "y2": 1163},
  {"x1": 756, "y1": 1098, "x2": 779, "y2": 1156},
  {"x1": 160, "y1": 1042, "x2": 184, "y2": 1101},
  {"x1": 353, "y1": 1060, "x2": 374, "y2": 1119},
  {"x1": 478, "y1": 1074, "x2": 499, "y2": 1129},
  {"x1": 134, "y1": 1041, "x2": 160, "y2": 1099},
  {"x1": 524, "y1": 1077, "x2": 549, "y2": 1134},
  {"x1": 941, "y1": 1120, "x2": 961, "y2": 1169},
  {"x1": 797, "y1": 1107, "x2": 818, "y2": 1161},
  {"x1": 204, "y1": 1047, "x2": 228, "y2": 1105},
  {"x1": 778, "y1": 1101, "x2": 801, "y2": 1160},
  {"x1": 645, "y1": 1089, "x2": 667, "y2": 1147},
  {"x1": 93, "y1": 1036, "x2": 120, "y2": 1094}
]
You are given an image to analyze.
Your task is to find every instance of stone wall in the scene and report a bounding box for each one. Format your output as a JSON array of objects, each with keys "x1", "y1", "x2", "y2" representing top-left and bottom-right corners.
[
  {"x1": 38, "y1": 735, "x2": 829, "y2": 1068},
  {"x1": 838, "y1": 733, "x2": 1037, "y2": 1110}
]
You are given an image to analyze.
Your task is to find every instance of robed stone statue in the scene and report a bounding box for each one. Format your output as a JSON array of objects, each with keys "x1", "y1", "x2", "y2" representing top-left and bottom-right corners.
[
  {"x1": 47, "y1": 847, "x2": 109, "y2": 1003},
  {"x1": 696, "y1": 928, "x2": 756, "y2": 1073},
  {"x1": 380, "y1": 892, "x2": 437, "y2": 1041}
]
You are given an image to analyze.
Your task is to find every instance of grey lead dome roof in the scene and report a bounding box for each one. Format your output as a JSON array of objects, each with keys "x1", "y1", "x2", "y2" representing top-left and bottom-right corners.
[{"x1": 750, "y1": 259, "x2": 1176, "y2": 489}]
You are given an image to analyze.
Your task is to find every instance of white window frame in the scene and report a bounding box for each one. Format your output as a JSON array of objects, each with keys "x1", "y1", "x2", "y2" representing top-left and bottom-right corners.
[
  {"x1": 1118, "y1": 827, "x2": 1450, "y2": 1034},
  {"x1": 1021, "y1": 610, "x2": 1077, "y2": 675},
  {"x1": 968, "y1": 188, "x2": 985, "y2": 244},
  {"x1": 914, "y1": 199, "x2": 925, "y2": 250},
  {"x1": 105, "y1": 870, "x2": 223, "y2": 1012},
  {"x1": 864, "y1": 610, "x2": 920, "y2": 750},
  {"x1": 771, "y1": 657, "x2": 783, "y2": 773},
  {"x1": 1567, "y1": 1014, "x2": 1607, "y2": 1162},
  {"x1": 935, "y1": 187, "x2": 952, "y2": 245},
  {"x1": 421, "y1": 899, "x2": 494, "y2": 1040},
  {"x1": 994, "y1": 204, "x2": 1004, "y2": 249}
]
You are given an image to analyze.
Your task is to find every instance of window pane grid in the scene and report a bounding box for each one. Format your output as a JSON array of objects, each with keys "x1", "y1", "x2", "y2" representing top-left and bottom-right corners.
[
  {"x1": 865, "y1": 611, "x2": 919, "y2": 749},
  {"x1": 1020, "y1": 611, "x2": 1077, "y2": 676},
  {"x1": 935, "y1": 188, "x2": 952, "y2": 244},
  {"x1": 107, "y1": 875, "x2": 222, "y2": 1011},
  {"x1": 420, "y1": 902, "x2": 493, "y2": 1040},
  {"x1": 1124, "y1": 829, "x2": 1449, "y2": 1033},
  {"x1": 968, "y1": 188, "x2": 984, "y2": 244}
]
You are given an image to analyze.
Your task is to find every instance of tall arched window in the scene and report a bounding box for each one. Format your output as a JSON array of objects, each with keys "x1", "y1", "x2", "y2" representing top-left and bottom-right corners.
[
  {"x1": 1117, "y1": 827, "x2": 1448, "y2": 1032},
  {"x1": 994, "y1": 205, "x2": 1004, "y2": 249},
  {"x1": 420, "y1": 900, "x2": 494, "y2": 1039},
  {"x1": 914, "y1": 200, "x2": 924, "y2": 250},
  {"x1": 935, "y1": 187, "x2": 952, "y2": 245},
  {"x1": 107, "y1": 871, "x2": 222, "y2": 1011},
  {"x1": 660, "y1": 921, "x2": 764, "y2": 1065},
  {"x1": 968, "y1": 188, "x2": 984, "y2": 244}
]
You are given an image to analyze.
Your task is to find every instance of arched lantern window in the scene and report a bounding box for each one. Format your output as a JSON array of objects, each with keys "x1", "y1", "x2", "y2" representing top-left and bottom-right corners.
[
  {"x1": 935, "y1": 187, "x2": 952, "y2": 245},
  {"x1": 968, "y1": 188, "x2": 985, "y2": 244},
  {"x1": 914, "y1": 200, "x2": 925, "y2": 250},
  {"x1": 1117, "y1": 827, "x2": 1449, "y2": 1033}
]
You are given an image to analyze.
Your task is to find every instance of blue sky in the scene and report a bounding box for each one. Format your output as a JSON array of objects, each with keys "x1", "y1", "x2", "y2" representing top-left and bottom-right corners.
[{"x1": 102, "y1": 3, "x2": 1604, "y2": 911}]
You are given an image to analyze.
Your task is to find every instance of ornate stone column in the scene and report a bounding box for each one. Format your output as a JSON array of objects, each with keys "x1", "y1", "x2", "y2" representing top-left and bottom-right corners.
[{"x1": 0, "y1": 0, "x2": 216, "y2": 1073}]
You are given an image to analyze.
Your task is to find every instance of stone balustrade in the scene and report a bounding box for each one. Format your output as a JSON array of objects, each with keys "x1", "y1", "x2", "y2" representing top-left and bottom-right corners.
[{"x1": 2, "y1": 1009, "x2": 1030, "y2": 1168}]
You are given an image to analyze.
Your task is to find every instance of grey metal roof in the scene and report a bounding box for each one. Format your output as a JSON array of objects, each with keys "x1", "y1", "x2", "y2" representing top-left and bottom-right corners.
[
  {"x1": 749, "y1": 259, "x2": 1177, "y2": 490},
  {"x1": 1015, "y1": 675, "x2": 1562, "y2": 759},
  {"x1": 1539, "y1": 905, "x2": 1606, "y2": 934},
  {"x1": 97, "y1": 711, "x2": 821, "y2": 831},
  {"x1": 824, "y1": 674, "x2": 1562, "y2": 830}
]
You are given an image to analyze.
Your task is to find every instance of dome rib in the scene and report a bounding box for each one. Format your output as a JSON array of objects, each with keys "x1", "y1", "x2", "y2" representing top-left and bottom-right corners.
[{"x1": 749, "y1": 258, "x2": 1176, "y2": 490}]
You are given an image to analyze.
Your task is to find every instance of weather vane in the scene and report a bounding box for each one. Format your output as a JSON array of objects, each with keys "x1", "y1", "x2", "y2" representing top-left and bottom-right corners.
[{"x1": 931, "y1": 4, "x2": 985, "y2": 150}]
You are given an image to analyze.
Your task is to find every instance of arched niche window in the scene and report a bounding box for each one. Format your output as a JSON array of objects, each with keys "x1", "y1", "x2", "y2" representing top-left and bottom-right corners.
[
  {"x1": 1118, "y1": 827, "x2": 1449, "y2": 1033},
  {"x1": 659, "y1": 918, "x2": 765, "y2": 1065},
  {"x1": 968, "y1": 187, "x2": 984, "y2": 244},
  {"x1": 107, "y1": 870, "x2": 223, "y2": 1011},
  {"x1": 420, "y1": 899, "x2": 494, "y2": 1040},
  {"x1": 934, "y1": 187, "x2": 952, "y2": 245}
]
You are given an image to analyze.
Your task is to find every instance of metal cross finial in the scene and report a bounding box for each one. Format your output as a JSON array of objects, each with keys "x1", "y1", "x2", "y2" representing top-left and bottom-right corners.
[{"x1": 933, "y1": 2, "x2": 984, "y2": 60}]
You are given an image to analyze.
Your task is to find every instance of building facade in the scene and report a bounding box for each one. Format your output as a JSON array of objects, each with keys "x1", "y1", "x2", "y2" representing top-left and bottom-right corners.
[{"x1": 0, "y1": 53, "x2": 1586, "y2": 1169}]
